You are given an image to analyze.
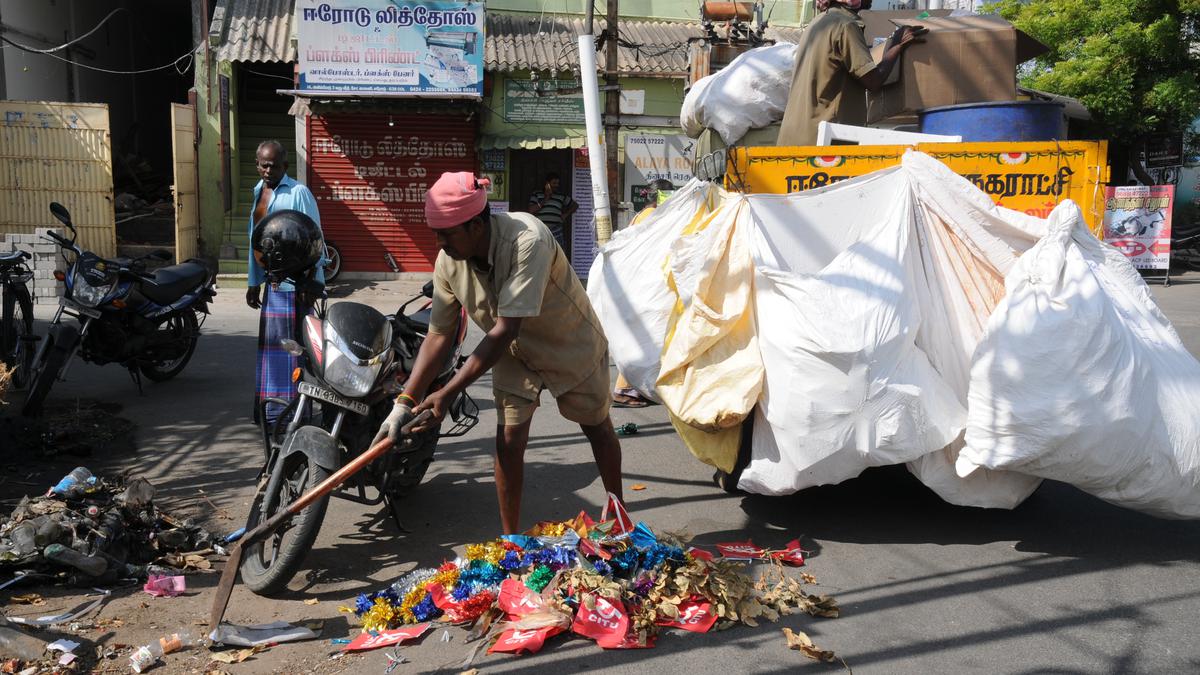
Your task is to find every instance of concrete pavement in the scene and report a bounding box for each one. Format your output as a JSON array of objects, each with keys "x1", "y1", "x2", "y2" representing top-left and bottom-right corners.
[{"x1": 8, "y1": 271, "x2": 1200, "y2": 674}]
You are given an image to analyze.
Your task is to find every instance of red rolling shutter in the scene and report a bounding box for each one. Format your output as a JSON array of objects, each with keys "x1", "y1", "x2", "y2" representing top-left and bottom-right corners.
[{"x1": 307, "y1": 112, "x2": 476, "y2": 273}]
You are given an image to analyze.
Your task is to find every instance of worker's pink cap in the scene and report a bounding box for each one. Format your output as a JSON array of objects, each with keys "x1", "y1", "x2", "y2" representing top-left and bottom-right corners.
[{"x1": 425, "y1": 172, "x2": 491, "y2": 229}]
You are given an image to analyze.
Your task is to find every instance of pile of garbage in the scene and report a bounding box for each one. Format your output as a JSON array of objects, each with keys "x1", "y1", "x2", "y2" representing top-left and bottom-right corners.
[
  {"x1": 340, "y1": 497, "x2": 836, "y2": 661},
  {"x1": 0, "y1": 468, "x2": 214, "y2": 585}
]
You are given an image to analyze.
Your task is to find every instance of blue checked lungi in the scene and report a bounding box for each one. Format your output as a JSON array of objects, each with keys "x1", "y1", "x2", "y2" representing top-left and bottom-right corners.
[{"x1": 255, "y1": 286, "x2": 302, "y2": 425}]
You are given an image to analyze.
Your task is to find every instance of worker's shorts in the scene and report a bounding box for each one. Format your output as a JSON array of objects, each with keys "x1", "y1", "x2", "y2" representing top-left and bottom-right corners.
[{"x1": 494, "y1": 357, "x2": 611, "y2": 427}]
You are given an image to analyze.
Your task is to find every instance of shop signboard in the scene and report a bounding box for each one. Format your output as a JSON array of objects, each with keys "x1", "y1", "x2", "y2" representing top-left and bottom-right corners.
[
  {"x1": 504, "y1": 80, "x2": 585, "y2": 124},
  {"x1": 296, "y1": 0, "x2": 484, "y2": 96},
  {"x1": 730, "y1": 141, "x2": 1110, "y2": 233},
  {"x1": 1102, "y1": 185, "x2": 1174, "y2": 270},
  {"x1": 624, "y1": 134, "x2": 696, "y2": 212}
]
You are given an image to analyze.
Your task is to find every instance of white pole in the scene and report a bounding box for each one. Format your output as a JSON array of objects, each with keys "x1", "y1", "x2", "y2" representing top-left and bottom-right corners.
[{"x1": 577, "y1": 33, "x2": 613, "y2": 244}]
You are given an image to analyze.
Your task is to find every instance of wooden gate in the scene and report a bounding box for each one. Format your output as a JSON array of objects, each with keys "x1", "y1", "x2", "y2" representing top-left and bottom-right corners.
[{"x1": 171, "y1": 103, "x2": 199, "y2": 262}]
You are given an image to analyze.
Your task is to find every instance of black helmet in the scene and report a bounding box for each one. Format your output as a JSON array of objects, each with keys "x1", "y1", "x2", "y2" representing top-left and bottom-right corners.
[{"x1": 251, "y1": 210, "x2": 323, "y2": 284}]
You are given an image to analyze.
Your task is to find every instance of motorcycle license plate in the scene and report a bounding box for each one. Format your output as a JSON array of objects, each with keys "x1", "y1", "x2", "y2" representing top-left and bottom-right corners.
[
  {"x1": 59, "y1": 296, "x2": 101, "y2": 319},
  {"x1": 297, "y1": 381, "x2": 369, "y2": 416}
]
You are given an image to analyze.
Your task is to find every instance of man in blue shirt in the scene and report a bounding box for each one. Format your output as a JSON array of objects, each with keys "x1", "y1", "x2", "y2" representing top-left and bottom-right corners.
[{"x1": 246, "y1": 140, "x2": 325, "y2": 425}]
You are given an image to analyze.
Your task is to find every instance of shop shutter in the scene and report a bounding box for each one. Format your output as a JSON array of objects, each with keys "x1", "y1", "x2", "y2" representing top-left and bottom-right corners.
[{"x1": 307, "y1": 112, "x2": 476, "y2": 273}]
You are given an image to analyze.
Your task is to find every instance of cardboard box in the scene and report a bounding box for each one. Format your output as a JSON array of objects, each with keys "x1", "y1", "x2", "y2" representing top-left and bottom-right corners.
[{"x1": 866, "y1": 15, "x2": 1048, "y2": 123}]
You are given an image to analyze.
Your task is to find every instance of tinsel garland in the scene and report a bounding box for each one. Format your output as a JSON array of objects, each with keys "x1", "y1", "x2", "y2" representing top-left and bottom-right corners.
[
  {"x1": 525, "y1": 564, "x2": 555, "y2": 593},
  {"x1": 340, "y1": 517, "x2": 836, "y2": 648}
]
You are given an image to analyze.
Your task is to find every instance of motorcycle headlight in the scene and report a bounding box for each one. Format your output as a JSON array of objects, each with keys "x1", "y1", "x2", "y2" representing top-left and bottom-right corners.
[
  {"x1": 72, "y1": 271, "x2": 114, "y2": 307},
  {"x1": 323, "y1": 324, "x2": 386, "y2": 397}
]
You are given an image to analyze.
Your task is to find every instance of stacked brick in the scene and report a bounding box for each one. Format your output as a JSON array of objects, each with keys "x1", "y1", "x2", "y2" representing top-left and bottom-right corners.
[{"x1": 0, "y1": 229, "x2": 66, "y2": 304}]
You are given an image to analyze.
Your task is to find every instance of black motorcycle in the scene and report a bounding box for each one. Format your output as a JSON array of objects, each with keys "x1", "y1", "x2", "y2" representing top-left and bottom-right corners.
[
  {"x1": 23, "y1": 203, "x2": 217, "y2": 416},
  {"x1": 240, "y1": 281, "x2": 478, "y2": 594}
]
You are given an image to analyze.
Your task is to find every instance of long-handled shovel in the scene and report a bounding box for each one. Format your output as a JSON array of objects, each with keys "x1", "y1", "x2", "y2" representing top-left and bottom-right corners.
[{"x1": 209, "y1": 411, "x2": 432, "y2": 630}]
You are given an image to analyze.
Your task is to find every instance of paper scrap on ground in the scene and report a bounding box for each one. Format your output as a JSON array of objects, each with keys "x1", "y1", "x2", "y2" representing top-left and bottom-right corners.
[
  {"x1": 143, "y1": 575, "x2": 186, "y2": 597},
  {"x1": 209, "y1": 621, "x2": 317, "y2": 647},
  {"x1": 46, "y1": 639, "x2": 79, "y2": 653},
  {"x1": 341, "y1": 623, "x2": 431, "y2": 652}
]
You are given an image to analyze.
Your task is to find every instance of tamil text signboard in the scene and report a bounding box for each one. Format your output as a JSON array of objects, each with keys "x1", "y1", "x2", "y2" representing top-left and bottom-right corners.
[
  {"x1": 731, "y1": 141, "x2": 1110, "y2": 232},
  {"x1": 504, "y1": 80, "x2": 585, "y2": 124},
  {"x1": 297, "y1": 0, "x2": 484, "y2": 96}
]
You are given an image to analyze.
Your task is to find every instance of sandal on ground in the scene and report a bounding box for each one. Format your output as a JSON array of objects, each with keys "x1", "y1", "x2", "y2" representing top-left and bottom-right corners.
[{"x1": 612, "y1": 394, "x2": 651, "y2": 408}]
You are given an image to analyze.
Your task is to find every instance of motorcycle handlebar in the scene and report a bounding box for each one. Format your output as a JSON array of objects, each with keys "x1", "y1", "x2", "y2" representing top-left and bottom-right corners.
[{"x1": 44, "y1": 231, "x2": 82, "y2": 256}]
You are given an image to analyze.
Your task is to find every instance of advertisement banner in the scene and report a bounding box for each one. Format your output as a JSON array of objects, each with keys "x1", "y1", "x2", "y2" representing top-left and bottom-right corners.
[
  {"x1": 1102, "y1": 185, "x2": 1174, "y2": 270},
  {"x1": 624, "y1": 134, "x2": 696, "y2": 212},
  {"x1": 297, "y1": 0, "x2": 483, "y2": 96},
  {"x1": 571, "y1": 148, "x2": 598, "y2": 279},
  {"x1": 730, "y1": 141, "x2": 1110, "y2": 232}
]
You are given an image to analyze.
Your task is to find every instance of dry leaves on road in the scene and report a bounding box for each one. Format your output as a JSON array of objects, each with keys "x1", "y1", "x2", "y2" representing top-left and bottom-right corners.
[
  {"x1": 160, "y1": 552, "x2": 212, "y2": 571},
  {"x1": 9, "y1": 593, "x2": 45, "y2": 605},
  {"x1": 631, "y1": 484, "x2": 647, "y2": 491},
  {"x1": 303, "y1": 598, "x2": 319, "y2": 605},
  {"x1": 209, "y1": 644, "x2": 269, "y2": 664},
  {"x1": 782, "y1": 627, "x2": 836, "y2": 662}
]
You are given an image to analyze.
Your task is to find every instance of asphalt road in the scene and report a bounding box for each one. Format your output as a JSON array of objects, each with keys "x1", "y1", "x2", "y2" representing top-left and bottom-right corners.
[{"x1": 12, "y1": 271, "x2": 1200, "y2": 674}]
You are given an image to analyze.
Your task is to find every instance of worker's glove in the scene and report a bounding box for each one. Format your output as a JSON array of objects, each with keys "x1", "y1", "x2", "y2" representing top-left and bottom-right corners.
[{"x1": 372, "y1": 401, "x2": 415, "y2": 447}]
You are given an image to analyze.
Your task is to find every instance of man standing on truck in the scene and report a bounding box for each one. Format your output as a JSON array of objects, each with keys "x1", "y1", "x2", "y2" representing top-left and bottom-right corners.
[{"x1": 777, "y1": 0, "x2": 926, "y2": 146}]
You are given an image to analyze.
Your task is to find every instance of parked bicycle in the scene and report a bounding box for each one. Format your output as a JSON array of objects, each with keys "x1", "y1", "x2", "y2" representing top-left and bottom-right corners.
[{"x1": 0, "y1": 248, "x2": 36, "y2": 390}]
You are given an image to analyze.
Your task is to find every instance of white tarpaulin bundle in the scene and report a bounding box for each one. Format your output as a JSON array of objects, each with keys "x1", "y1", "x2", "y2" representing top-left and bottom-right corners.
[
  {"x1": 680, "y1": 43, "x2": 797, "y2": 145},
  {"x1": 588, "y1": 151, "x2": 1200, "y2": 518}
]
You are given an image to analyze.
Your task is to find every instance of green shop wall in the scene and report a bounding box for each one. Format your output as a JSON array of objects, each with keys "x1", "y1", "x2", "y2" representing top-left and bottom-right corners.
[
  {"x1": 193, "y1": 52, "x2": 242, "y2": 266},
  {"x1": 481, "y1": 72, "x2": 689, "y2": 206},
  {"x1": 477, "y1": 71, "x2": 686, "y2": 148}
]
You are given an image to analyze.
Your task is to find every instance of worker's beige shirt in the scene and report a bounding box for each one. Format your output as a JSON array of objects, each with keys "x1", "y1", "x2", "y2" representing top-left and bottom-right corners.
[
  {"x1": 777, "y1": 6, "x2": 875, "y2": 146},
  {"x1": 428, "y1": 211, "x2": 608, "y2": 398}
]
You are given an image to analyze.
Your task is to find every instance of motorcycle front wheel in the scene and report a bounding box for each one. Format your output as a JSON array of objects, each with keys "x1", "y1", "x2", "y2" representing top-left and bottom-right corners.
[
  {"x1": 22, "y1": 324, "x2": 77, "y2": 417},
  {"x1": 140, "y1": 311, "x2": 199, "y2": 382},
  {"x1": 239, "y1": 450, "x2": 331, "y2": 595}
]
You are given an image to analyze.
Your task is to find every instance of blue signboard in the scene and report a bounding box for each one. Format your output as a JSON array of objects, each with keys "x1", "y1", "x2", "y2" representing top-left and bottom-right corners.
[{"x1": 297, "y1": 0, "x2": 484, "y2": 96}]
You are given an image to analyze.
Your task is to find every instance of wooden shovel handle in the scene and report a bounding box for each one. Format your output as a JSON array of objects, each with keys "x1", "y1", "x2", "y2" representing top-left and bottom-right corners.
[{"x1": 247, "y1": 410, "x2": 433, "y2": 543}]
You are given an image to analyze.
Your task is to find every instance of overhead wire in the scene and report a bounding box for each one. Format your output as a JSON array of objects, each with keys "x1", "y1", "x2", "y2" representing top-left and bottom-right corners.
[
  {"x1": 1, "y1": 35, "x2": 197, "y2": 75},
  {"x1": 1, "y1": 7, "x2": 127, "y2": 53}
]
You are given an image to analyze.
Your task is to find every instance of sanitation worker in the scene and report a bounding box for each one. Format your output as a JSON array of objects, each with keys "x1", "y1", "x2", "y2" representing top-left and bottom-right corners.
[
  {"x1": 372, "y1": 171, "x2": 623, "y2": 534},
  {"x1": 777, "y1": 0, "x2": 926, "y2": 146}
]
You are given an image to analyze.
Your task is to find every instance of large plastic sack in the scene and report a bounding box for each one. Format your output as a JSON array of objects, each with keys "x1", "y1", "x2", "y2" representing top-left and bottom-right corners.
[
  {"x1": 589, "y1": 151, "x2": 1199, "y2": 517},
  {"x1": 740, "y1": 168, "x2": 980, "y2": 499},
  {"x1": 587, "y1": 180, "x2": 717, "y2": 401},
  {"x1": 657, "y1": 200, "x2": 763, "y2": 432},
  {"x1": 959, "y1": 199, "x2": 1200, "y2": 518},
  {"x1": 680, "y1": 43, "x2": 796, "y2": 145}
]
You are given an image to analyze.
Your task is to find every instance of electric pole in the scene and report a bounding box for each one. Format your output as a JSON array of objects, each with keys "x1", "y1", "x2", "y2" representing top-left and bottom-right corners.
[{"x1": 604, "y1": 0, "x2": 620, "y2": 229}]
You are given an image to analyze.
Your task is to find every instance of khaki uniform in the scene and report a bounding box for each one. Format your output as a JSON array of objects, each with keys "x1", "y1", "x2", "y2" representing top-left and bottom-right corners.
[
  {"x1": 429, "y1": 211, "x2": 611, "y2": 426},
  {"x1": 777, "y1": 6, "x2": 876, "y2": 147}
]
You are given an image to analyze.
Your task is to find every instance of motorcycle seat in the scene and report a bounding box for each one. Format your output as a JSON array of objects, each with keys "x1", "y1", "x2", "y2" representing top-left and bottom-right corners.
[
  {"x1": 0, "y1": 250, "x2": 30, "y2": 265},
  {"x1": 407, "y1": 307, "x2": 432, "y2": 330},
  {"x1": 141, "y1": 261, "x2": 209, "y2": 305}
]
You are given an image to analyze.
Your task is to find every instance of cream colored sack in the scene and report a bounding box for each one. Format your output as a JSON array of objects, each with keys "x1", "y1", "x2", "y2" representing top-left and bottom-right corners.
[{"x1": 656, "y1": 202, "x2": 763, "y2": 433}]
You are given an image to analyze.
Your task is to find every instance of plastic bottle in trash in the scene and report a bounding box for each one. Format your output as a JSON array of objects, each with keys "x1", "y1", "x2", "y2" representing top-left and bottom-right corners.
[
  {"x1": 51, "y1": 467, "x2": 97, "y2": 500},
  {"x1": 129, "y1": 631, "x2": 196, "y2": 672}
]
